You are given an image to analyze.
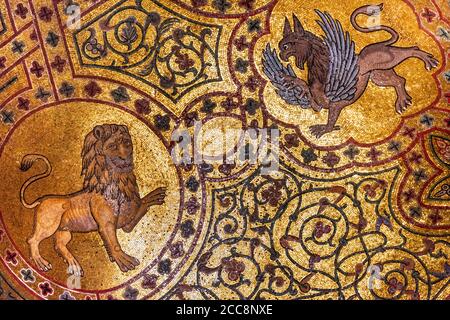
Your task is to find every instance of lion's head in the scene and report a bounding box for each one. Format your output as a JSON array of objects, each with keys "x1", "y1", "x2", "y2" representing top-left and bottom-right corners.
[{"x1": 81, "y1": 124, "x2": 139, "y2": 201}]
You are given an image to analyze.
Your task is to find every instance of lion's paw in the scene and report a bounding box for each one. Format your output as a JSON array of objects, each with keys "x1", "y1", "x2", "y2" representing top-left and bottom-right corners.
[
  {"x1": 67, "y1": 259, "x2": 84, "y2": 277},
  {"x1": 33, "y1": 256, "x2": 52, "y2": 272},
  {"x1": 113, "y1": 251, "x2": 140, "y2": 273}
]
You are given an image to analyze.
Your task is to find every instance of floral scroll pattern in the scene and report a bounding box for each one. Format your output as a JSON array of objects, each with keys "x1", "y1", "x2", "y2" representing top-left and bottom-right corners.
[
  {"x1": 0, "y1": 273, "x2": 21, "y2": 300},
  {"x1": 428, "y1": 135, "x2": 450, "y2": 202},
  {"x1": 166, "y1": 162, "x2": 450, "y2": 300},
  {"x1": 0, "y1": 0, "x2": 449, "y2": 300},
  {"x1": 74, "y1": 0, "x2": 222, "y2": 102}
]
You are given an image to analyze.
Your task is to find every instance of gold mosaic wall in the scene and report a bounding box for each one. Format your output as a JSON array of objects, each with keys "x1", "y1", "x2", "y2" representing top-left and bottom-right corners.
[{"x1": 0, "y1": 0, "x2": 449, "y2": 300}]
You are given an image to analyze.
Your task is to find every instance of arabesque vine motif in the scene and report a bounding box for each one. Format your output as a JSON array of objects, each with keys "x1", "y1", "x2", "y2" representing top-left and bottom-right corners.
[
  {"x1": 166, "y1": 162, "x2": 450, "y2": 300},
  {"x1": 0, "y1": 0, "x2": 449, "y2": 300},
  {"x1": 75, "y1": 0, "x2": 222, "y2": 102}
]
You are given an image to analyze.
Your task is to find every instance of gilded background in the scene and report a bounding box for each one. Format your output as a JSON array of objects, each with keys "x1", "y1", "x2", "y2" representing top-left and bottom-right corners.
[{"x1": 0, "y1": 0, "x2": 449, "y2": 300}]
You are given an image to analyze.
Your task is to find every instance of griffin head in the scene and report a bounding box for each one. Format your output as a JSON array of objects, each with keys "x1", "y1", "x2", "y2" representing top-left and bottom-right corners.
[{"x1": 278, "y1": 14, "x2": 314, "y2": 70}]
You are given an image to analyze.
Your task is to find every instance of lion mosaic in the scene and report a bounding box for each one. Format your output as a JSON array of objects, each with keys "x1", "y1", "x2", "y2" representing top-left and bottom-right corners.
[{"x1": 19, "y1": 124, "x2": 167, "y2": 276}]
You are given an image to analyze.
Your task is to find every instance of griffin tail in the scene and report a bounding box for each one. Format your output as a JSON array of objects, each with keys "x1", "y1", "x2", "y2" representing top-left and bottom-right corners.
[
  {"x1": 350, "y1": 4, "x2": 399, "y2": 46},
  {"x1": 19, "y1": 154, "x2": 52, "y2": 209}
]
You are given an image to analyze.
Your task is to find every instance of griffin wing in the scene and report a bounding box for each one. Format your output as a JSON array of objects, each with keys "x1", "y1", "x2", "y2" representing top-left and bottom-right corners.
[
  {"x1": 262, "y1": 44, "x2": 310, "y2": 108},
  {"x1": 315, "y1": 10, "x2": 359, "y2": 103}
]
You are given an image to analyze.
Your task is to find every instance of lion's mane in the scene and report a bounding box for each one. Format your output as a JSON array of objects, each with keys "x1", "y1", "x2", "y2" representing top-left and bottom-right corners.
[{"x1": 81, "y1": 124, "x2": 140, "y2": 202}]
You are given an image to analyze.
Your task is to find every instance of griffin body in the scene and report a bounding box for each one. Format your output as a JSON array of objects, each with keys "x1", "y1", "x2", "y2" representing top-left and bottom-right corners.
[{"x1": 263, "y1": 4, "x2": 438, "y2": 138}]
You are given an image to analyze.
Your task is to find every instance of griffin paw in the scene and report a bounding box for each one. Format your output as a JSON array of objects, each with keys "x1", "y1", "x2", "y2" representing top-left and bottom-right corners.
[
  {"x1": 424, "y1": 54, "x2": 439, "y2": 70},
  {"x1": 395, "y1": 94, "x2": 412, "y2": 114},
  {"x1": 309, "y1": 125, "x2": 340, "y2": 138}
]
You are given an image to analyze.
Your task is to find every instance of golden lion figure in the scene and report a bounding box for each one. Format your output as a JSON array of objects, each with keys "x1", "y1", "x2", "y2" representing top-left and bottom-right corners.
[{"x1": 19, "y1": 124, "x2": 167, "y2": 276}]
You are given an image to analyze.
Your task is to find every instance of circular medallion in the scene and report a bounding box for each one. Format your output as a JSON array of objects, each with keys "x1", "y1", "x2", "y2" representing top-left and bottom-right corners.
[{"x1": 0, "y1": 101, "x2": 205, "y2": 299}]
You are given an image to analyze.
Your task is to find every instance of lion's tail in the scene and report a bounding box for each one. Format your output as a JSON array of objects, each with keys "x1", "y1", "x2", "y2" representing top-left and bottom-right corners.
[
  {"x1": 351, "y1": 3, "x2": 399, "y2": 46},
  {"x1": 19, "y1": 154, "x2": 52, "y2": 209}
]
